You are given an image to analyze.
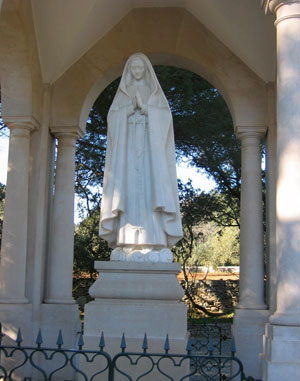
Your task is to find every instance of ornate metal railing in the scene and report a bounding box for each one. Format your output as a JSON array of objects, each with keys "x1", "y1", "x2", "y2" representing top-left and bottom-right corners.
[
  {"x1": 188, "y1": 320, "x2": 232, "y2": 380},
  {"x1": 189, "y1": 320, "x2": 231, "y2": 356},
  {"x1": 0, "y1": 323, "x2": 258, "y2": 380}
]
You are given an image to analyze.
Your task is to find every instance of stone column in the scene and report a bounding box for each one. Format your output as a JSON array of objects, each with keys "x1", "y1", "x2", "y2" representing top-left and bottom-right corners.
[
  {"x1": 267, "y1": 0, "x2": 300, "y2": 326},
  {"x1": 236, "y1": 126, "x2": 267, "y2": 310},
  {"x1": 45, "y1": 130, "x2": 79, "y2": 304},
  {"x1": 232, "y1": 126, "x2": 268, "y2": 380},
  {"x1": 261, "y1": 3, "x2": 300, "y2": 380},
  {"x1": 0, "y1": 117, "x2": 38, "y2": 303}
]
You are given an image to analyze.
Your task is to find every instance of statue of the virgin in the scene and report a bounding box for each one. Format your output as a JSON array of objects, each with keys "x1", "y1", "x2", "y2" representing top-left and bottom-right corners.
[{"x1": 99, "y1": 53, "x2": 182, "y2": 262}]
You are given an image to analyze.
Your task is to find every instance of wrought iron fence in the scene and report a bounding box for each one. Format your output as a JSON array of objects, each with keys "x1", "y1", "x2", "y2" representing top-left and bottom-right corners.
[
  {"x1": 188, "y1": 320, "x2": 232, "y2": 380},
  {"x1": 189, "y1": 320, "x2": 231, "y2": 356},
  {"x1": 0, "y1": 323, "x2": 258, "y2": 381}
]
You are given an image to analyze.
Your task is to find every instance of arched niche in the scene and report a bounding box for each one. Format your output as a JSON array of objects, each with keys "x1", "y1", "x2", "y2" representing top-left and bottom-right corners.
[{"x1": 50, "y1": 7, "x2": 267, "y2": 135}]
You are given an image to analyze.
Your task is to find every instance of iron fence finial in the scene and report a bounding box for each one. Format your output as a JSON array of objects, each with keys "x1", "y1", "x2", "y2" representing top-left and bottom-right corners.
[
  {"x1": 36, "y1": 328, "x2": 43, "y2": 348},
  {"x1": 99, "y1": 332, "x2": 105, "y2": 351},
  {"x1": 16, "y1": 328, "x2": 23, "y2": 347},
  {"x1": 164, "y1": 334, "x2": 170, "y2": 354},
  {"x1": 142, "y1": 333, "x2": 148, "y2": 353},
  {"x1": 120, "y1": 333, "x2": 126, "y2": 352},
  {"x1": 56, "y1": 329, "x2": 64, "y2": 349},
  {"x1": 231, "y1": 336, "x2": 236, "y2": 357},
  {"x1": 77, "y1": 332, "x2": 84, "y2": 350},
  {"x1": 186, "y1": 335, "x2": 192, "y2": 354}
]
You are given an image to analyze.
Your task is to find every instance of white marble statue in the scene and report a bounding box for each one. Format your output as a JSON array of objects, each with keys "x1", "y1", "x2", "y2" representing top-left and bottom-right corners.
[{"x1": 99, "y1": 53, "x2": 182, "y2": 262}]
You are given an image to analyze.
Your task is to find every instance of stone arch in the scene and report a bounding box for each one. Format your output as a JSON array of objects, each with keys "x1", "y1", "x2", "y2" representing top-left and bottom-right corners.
[
  {"x1": 50, "y1": 7, "x2": 267, "y2": 135},
  {"x1": 78, "y1": 53, "x2": 237, "y2": 133}
]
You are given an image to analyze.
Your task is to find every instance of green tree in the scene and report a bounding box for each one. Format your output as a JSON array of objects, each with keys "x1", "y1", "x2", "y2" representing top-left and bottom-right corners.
[
  {"x1": 173, "y1": 180, "x2": 240, "y2": 317},
  {"x1": 191, "y1": 224, "x2": 240, "y2": 268},
  {"x1": 74, "y1": 208, "x2": 111, "y2": 278}
]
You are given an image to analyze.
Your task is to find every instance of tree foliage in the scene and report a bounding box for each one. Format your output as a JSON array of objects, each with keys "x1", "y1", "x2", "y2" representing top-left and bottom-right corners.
[{"x1": 74, "y1": 208, "x2": 110, "y2": 278}]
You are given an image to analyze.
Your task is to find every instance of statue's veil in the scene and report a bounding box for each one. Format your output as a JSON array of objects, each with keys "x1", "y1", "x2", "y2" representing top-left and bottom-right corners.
[{"x1": 109, "y1": 53, "x2": 170, "y2": 111}]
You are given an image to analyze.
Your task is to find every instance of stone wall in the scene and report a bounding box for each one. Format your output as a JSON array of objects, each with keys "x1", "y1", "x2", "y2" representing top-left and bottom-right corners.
[{"x1": 186, "y1": 279, "x2": 239, "y2": 315}]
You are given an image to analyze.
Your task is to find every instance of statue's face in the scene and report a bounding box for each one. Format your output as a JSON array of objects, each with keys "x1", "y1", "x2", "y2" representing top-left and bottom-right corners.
[{"x1": 130, "y1": 58, "x2": 145, "y2": 81}]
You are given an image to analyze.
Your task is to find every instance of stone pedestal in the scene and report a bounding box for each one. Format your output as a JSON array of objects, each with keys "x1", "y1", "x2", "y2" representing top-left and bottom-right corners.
[
  {"x1": 262, "y1": 324, "x2": 300, "y2": 381},
  {"x1": 0, "y1": 303, "x2": 81, "y2": 346},
  {"x1": 232, "y1": 309, "x2": 269, "y2": 380},
  {"x1": 83, "y1": 261, "x2": 188, "y2": 379},
  {"x1": 0, "y1": 303, "x2": 81, "y2": 380}
]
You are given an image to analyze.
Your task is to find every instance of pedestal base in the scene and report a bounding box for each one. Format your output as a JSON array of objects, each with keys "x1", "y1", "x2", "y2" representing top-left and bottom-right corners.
[
  {"x1": 111, "y1": 247, "x2": 173, "y2": 262},
  {"x1": 83, "y1": 261, "x2": 188, "y2": 379},
  {"x1": 232, "y1": 308, "x2": 269, "y2": 380},
  {"x1": 0, "y1": 303, "x2": 81, "y2": 380},
  {"x1": 262, "y1": 323, "x2": 300, "y2": 381}
]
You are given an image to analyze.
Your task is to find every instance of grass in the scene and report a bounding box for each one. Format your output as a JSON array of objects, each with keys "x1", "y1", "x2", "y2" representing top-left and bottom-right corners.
[{"x1": 188, "y1": 312, "x2": 234, "y2": 325}]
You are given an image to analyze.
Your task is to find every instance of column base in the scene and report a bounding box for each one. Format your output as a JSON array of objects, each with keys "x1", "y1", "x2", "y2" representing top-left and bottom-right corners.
[
  {"x1": 0, "y1": 303, "x2": 81, "y2": 380},
  {"x1": 269, "y1": 311, "x2": 300, "y2": 326},
  {"x1": 262, "y1": 323, "x2": 300, "y2": 381},
  {"x1": 83, "y1": 261, "x2": 188, "y2": 380},
  {"x1": 43, "y1": 297, "x2": 76, "y2": 304},
  {"x1": 232, "y1": 308, "x2": 269, "y2": 380},
  {"x1": 235, "y1": 302, "x2": 267, "y2": 310},
  {"x1": 0, "y1": 296, "x2": 29, "y2": 304}
]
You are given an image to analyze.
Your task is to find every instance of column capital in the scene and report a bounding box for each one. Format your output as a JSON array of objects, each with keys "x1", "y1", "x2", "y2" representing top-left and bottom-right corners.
[
  {"x1": 263, "y1": 0, "x2": 300, "y2": 14},
  {"x1": 235, "y1": 126, "x2": 267, "y2": 141},
  {"x1": 2, "y1": 116, "x2": 40, "y2": 132},
  {"x1": 50, "y1": 126, "x2": 82, "y2": 140}
]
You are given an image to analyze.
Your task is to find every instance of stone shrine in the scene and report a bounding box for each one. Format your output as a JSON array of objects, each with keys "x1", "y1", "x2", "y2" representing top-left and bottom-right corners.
[{"x1": 0, "y1": 1, "x2": 300, "y2": 379}]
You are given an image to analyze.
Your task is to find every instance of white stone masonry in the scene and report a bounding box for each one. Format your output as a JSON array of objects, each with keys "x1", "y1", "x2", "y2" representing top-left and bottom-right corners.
[
  {"x1": 0, "y1": 117, "x2": 38, "y2": 303},
  {"x1": 236, "y1": 126, "x2": 267, "y2": 310},
  {"x1": 45, "y1": 130, "x2": 78, "y2": 304}
]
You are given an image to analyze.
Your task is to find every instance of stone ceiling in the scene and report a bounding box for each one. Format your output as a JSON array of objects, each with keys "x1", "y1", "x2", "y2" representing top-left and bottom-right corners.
[{"x1": 30, "y1": 0, "x2": 276, "y2": 84}]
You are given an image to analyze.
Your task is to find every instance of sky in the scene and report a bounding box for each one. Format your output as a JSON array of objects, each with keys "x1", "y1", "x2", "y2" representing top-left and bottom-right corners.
[
  {"x1": 176, "y1": 161, "x2": 216, "y2": 190},
  {"x1": 0, "y1": 133, "x2": 9, "y2": 184}
]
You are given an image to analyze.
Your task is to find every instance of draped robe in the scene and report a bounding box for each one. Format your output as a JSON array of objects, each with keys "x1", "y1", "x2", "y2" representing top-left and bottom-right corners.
[{"x1": 99, "y1": 53, "x2": 182, "y2": 250}]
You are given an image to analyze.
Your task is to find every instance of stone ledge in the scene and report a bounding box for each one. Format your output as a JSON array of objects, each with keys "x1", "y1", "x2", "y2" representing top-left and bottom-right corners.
[
  {"x1": 94, "y1": 260, "x2": 181, "y2": 274},
  {"x1": 90, "y1": 261, "x2": 184, "y2": 300}
]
